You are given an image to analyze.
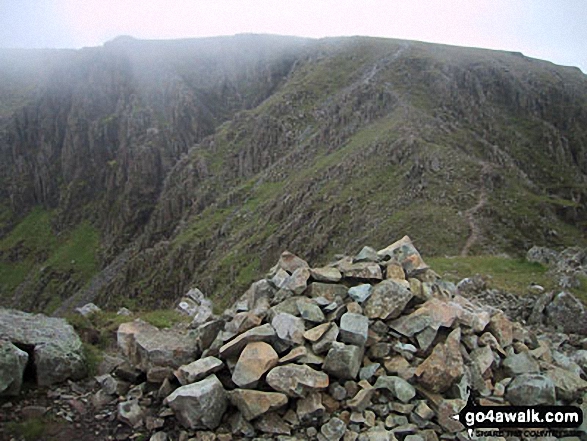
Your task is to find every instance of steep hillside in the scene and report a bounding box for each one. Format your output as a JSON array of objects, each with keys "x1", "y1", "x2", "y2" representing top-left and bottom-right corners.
[{"x1": 0, "y1": 36, "x2": 586, "y2": 312}]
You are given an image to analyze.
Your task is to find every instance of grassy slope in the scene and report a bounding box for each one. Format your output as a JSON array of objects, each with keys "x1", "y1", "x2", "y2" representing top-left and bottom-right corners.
[
  {"x1": 96, "y1": 38, "x2": 586, "y2": 310},
  {"x1": 0, "y1": 208, "x2": 100, "y2": 312}
]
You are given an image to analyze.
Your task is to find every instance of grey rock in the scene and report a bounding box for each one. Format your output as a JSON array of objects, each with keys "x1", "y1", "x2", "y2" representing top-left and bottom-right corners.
[
  {"x1": 377, "y1": 236, "x2": 428, "y2": 276},
  {"x1": 374, "y1": 376, "x2": 416, "y2": 403},
  {"x1": 273, "y1": 250, "x2": 310, "y2": 274},
  {"x1": 296, "y1": 391, "x2": 325, "y2": 423},
  {"x1": 545, "y1": 366, "x2": 587, "y2": 401},
  {"x1": 285, "y1": 267, "x2": 311, "y2": 295},
  {"x1": 255, "y1": 412, "x2": 292, "y2": 435},
  {"x1": 272, "y1": 269, "x2": 291, "y2": 290},
  {"x1": 545, "y1": 291, "x2": 587, "y2": 335},
  {"x1": 272, "y1": 313, "x2": 305, "y2": 346},
  {"x1": 165, "y1": 374, "x2": 227, "y2": 430},
  {"x1": 359, "y1": 363, "x2": 381, "y2": 381},
  {"x1": 149, "y1": 432, "x2": 168, "y2": 441},
  {"x1": 306, "y1": 282, "x2": 349, "y2": 301},
  {"x1": 310, "y1": 267, "x2": 342, "y2": 283},
  {"x1": 219, "y1": 323, "x2": 276, "y2": 358},
  {"x1": 0, "y1": 308, "x2": 86, "y2": 386},
  {"x1": 175, "y1": 356, "x2": 224, "y2": 385},
  {"x1": 297, "y1": 299, "x2": 325, "y2": 323},
  {"x1": 266, "y1": 364, "x2": 329, "y2": 397},
  {"x1": 321, "y1": 416, "x2": 346, "y2": 440},
  {"x1": 340, "y1": 312, "x2": 369, "y2": 346},
  {"x1": 117, "y1": 399, "x2": 144, "y2": 427},
  {"x1": 505, "y1": 374, "x2": 556, "y2": 405},
  {"x1": 323, "y1": 342, "x2": 364, "y2": 380},
  {"x1": 354, "y1": 246, "x2": 379, "y2": 263},
  {"x1": 364, "y1": 280, "x2": 413, "y2": 320},
  {"x1": 0, "y1": 340, "x2": 28, "y2": 396},
  {"x1": 502, "y1": 352, "x2": 539, "y2": 377},
  {"x1": 194, "y1": 319, "x2": 225, "y2": 351},
  {"x1": 348, "y1": 284, "x2": 373, "y2": 303},
  {"x1": 340, "y1": 261, "x2": 383, "y2": 280},
  {"x1": 75, "y1": 303, "x2": 101, "y2": 317}
]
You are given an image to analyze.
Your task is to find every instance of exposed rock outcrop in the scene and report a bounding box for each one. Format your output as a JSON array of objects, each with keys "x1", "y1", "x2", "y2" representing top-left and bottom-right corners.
[{"x1": 0, "y1": 308, "x2": 86, "y2": 389}]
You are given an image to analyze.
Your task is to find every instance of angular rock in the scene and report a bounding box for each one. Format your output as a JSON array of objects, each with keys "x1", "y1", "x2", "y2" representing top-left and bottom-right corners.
[
  {"x1": 354, "y1": 246, "x2": 379, "y2": 263},
  {"x1": 255, "y1": 412, "x2": 291, "y2": 435},
  {"x1": 374, "y1": 376, "x2": 416, "y2": 403},
  {"x1": 279, "y1": 346, "x2": 307, "y2": 364},
  {"x1": 0, "y1": 340, "x2": 28, "y2": 396},
  {"x1": 304, "y1": 323, "x2": 332, "y2": 343},
  {"x1": 377, "y1": 236, "x2": 428, "y2": 276},
  {"x1": 0, "y1": 308, "x2": 86, "y2": 386},
  {"x1": 545, "y1": 291, "x2": 587, "y2": 335},
  {"x1": 364, "y1": 280, "x2": 413, "y2": 320},
  {"x1": 505, "y1": 374, "x2": 556, "y2": 405},
  {"x1": 340, "y1": 313, "x2": 369, "y2": 346},
  {"x1": 132, "y1": 328, "x2": 199, "y2": 371},
  {"x1": 488, "y1": 312, "x2": 513, "y2": 348},
  {"x1": 347, "y1": 380, "x2": 375, "y2": 412},
  {"x1": 297, "y1": 391, "x2": 325, "y2": 423},
  {"x1": 348, "y1": 284, "x2": 373, "y2": 303},
  {"x1": 266, "y1": 364, "x2": 329, "y2": 397},
  {"x1": 310, "y1": 267, "x2": 342, "y2": 283},
  {"x1": 415, "y1": 328, "x2": 464, "y2": 393},
  {"x1": 502, "y1": 352, "x2": 539, "y2": 377},
  {"x1": 469, "y1": 346, "x2": 494, "y2": 377},
  {"x1": 545, "y1": 366, "x2": 587, "y2": 401},
  {"x1": 225, "y1": 312, "x2": 262, "y2": 336},
  {"x1": 340, "y1": 261, "x2": 383, "y2": 280},
  {"x1": 194, "y1": 319, "x2": 225, "y2": 351},
  {"x1": 272, "y1": 313, "x2": 305, "y2": 346},
  {"x1": 297, "y1": 299, "x2": 325, "y2": 323},
  {"x1": 165, "y1": 374, "x2": 227, "y2": 430},
  {"x1": 386, "y1": 263, "x2": 406, "y2": 280},
  {"x1": 321, "y1": 416, "x2": 346, "y2": 440},
  {"x1": 285, "y1": 267, "x2": 311, "y2": 295},
  {"x1": 219, "y1": 323, "x2": 276, "y2": 359},
  {"x1": 117, "y1": 399, "x2": 144, "y2": 427},
  {"x1": 274, "y1": 250, "x2": 310, "y2": 274},
  {"x1": 271, "y1": 269, "x2": 290, "y2": 290},
  {"x1": 175, "y1": 356, "x2": 224, "y2": 385},
  {"x1": 229, "y1": 389, "x2": 288, "y2": 421},
  {"x1": 232, "y1": 342, "x2": 278, "y2": 388},
  {"x1": 306, "y1": 282, "x2": 349, "y2": 301},
  {"x1": 323, "y1": 342, "x2": 364, "y2": 380},
  {"x1": 75, "y1": 303, "x2": 101, "y2": 317},
  {"x1": 312, "y1": 323, "x2": 339, "y2": 355}
]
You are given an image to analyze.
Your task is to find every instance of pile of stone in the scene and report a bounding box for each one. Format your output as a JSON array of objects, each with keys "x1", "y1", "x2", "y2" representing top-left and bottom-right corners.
[{"x1": 95, "y1": 236, "x2": 587, "y2": 440}]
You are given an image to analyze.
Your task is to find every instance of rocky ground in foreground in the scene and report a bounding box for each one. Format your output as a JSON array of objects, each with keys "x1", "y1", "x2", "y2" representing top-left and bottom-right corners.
[{"x1": 1, "y1": 237, "x2": 587, "y2": 441}]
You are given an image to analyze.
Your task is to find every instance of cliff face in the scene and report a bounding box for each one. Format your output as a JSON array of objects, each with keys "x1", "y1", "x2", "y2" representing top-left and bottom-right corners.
[{"x1": 0, "y1": 36, "x2": 586, "y2": 312}]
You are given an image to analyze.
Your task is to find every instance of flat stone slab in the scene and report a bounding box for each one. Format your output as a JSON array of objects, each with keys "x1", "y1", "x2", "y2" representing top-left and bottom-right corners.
[{"x1": 0, "y1": 308, "x2": 86, "y2": 387}]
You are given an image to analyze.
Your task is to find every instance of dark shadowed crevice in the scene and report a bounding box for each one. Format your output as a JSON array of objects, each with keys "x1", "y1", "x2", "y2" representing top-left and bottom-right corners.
[{"x1": 13, "y1": 342, "x2": 37, "y2": 385}]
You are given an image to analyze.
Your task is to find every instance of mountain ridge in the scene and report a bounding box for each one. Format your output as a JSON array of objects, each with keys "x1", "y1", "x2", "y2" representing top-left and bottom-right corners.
[{"x1": 0, "y1": 35, "x2": 585, "y2": 312}]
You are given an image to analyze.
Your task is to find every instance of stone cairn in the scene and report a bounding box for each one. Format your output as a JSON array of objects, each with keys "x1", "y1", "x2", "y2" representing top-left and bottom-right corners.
[{"x1": 95, "y1": 237, "x2": 587, "y2": 440}]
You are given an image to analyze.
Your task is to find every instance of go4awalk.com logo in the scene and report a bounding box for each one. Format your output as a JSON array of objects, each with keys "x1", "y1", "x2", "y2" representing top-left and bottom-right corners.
[{"x1": 452, "y1": 395, "x2": 584, "y2": 439}]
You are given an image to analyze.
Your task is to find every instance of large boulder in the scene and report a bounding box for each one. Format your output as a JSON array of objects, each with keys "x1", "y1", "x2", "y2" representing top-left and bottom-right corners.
[
  {"x1": 0, "y1": 340, "x2": 28, "y2": 396},
  {"x1": 0, "y1": 308, "x2": 86, "y2": 387},
  {"x1": 165, "y1": 374, "x2": 227, "y2": 430},
  {"x1": 544, "y1": 291, "x2": 587, "y2": 335}
]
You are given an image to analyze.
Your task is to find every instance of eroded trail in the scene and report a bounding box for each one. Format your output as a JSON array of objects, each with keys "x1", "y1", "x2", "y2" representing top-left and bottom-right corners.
[{"x1": 461, "y1": 162, "x2": 492, "y2": 256}]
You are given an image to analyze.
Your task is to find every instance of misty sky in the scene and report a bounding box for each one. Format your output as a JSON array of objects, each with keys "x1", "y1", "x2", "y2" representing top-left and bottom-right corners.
[{"x1": 0, "y1": 0, "x2": 585, "y2": 73}]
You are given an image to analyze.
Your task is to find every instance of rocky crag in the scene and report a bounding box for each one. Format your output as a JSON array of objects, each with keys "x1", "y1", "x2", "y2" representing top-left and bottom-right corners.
[
  {"x1": 1, "y1": 35, "x2": 586, "y2": 313},
  {"x1": 2, "y1": 237, "x2": 587, "y2": 440}
]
